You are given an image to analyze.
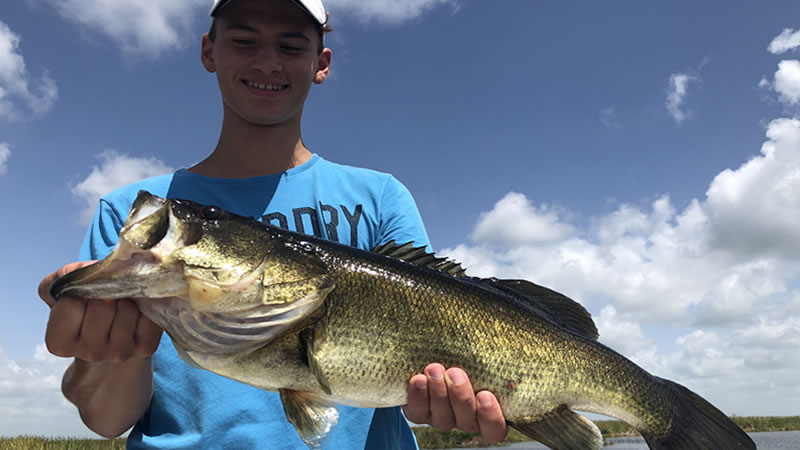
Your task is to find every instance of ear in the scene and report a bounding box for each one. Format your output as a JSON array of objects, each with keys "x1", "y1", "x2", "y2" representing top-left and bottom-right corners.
[
  {"x1": 313, "y1": 48, "x2": 332, "y2": 84},
  {"x1": 201, "y1": 33, "x2": 216, "y2": 73}
]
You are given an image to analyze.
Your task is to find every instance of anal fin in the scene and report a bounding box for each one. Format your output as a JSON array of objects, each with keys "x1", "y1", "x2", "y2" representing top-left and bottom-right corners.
[
  {"x1": 279, "y1": 389, "x2": 339, "y2": 449},
  {"x1": 509, "y1": 405, "x2": 603, "y2": 450}
]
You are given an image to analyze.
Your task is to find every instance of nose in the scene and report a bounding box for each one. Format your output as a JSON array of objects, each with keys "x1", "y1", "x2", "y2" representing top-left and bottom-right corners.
[{"x1": 251, "y1": 46, "x2": 283, "y2": 73}]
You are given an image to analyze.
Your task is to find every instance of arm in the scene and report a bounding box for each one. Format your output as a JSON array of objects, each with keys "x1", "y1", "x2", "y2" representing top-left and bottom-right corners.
[{"x1": 39, "y1": 263, "x2": 162, "y2": 438}]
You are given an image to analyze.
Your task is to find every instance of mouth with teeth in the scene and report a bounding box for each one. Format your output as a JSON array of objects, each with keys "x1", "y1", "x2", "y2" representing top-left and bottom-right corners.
[{"x1": 244, "y1": 80, "x2": 288, "y2": 92}]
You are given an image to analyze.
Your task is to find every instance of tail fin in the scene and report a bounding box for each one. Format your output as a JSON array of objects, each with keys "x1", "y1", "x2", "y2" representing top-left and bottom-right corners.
[{"x1": 643, "y1": 378, "x2": 755, "y2": 450}]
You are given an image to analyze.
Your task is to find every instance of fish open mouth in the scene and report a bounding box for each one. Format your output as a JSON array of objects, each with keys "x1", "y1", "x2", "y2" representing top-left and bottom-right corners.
[{"x1": 50, "y1": 192, "x2": 191, "y2": 301}]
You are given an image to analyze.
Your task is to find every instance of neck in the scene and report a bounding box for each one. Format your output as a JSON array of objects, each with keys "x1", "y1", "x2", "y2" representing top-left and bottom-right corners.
[{"x1": 190, "y1": 110, "x2": 313, "y2": 178}]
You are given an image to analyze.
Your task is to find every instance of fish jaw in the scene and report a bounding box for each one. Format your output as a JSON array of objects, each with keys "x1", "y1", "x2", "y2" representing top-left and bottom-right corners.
[
  {"x1": 50, "y1": 239, "x2": 190, "y2": 301},
  {"x1": 50, "y1": 193, "x2": 194, "y2": 301}
]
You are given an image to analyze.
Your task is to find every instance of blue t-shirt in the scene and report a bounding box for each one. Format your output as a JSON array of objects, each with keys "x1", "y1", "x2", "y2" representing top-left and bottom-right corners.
[{"x1": 79, "y1": 154, "x2": 429, "y2": 449}]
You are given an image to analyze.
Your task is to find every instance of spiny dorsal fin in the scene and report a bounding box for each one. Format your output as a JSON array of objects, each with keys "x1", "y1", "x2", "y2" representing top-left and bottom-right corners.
[
  {"x1": 509, "y1": 405, "x2": 603, "y2": 450},
  {"x1": 489, "y1": 279, "x2": 599, "y2": 340},
  {"x1": 372, "y1": 241, "x2": 467, "y2": 277}
]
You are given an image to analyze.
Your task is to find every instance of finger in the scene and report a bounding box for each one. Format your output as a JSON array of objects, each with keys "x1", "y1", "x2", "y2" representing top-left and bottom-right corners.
[
  {"x1": 106, "y1": 300, "x2": 141, "y2": 362},
  {"x1": 38, "y1": 261, "x2": 97, "y2": 308},
  {"x1": 403, "y1": 374, "x2": 430, "y2": 424},
  {"x1": 476, "y1": 391, "x2": 507, "y2": 444},
  {"x1": 133, "y1": 312, "x2": 163, "y2": 358},
  {"x1": 78, "y1": 300, "x2": 116, "y2": 361},
  {"x1": 45, "y1": 297, "x2": 86, "y2": 357},
  {"x1": 425, "y1": 363, "x2": 455, "y2": 430},
  {"x1": 445, "y1": 367, "x2": 479, "y2": 433}
]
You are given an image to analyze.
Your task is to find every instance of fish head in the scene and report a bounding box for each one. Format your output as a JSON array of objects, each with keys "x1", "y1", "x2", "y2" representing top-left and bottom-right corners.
[{"x1": 50, "y1": 191, "x2": 287, "y2": 313}]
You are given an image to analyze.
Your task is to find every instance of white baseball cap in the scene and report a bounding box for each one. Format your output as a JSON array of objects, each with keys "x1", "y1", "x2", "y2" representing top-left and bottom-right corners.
[{"x1": 209, "y1": 0, "x2": 327, "y2": 25}]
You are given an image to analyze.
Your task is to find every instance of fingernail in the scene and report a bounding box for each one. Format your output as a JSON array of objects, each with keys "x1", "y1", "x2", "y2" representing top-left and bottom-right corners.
[
  {"x1": 427, "y1": 365, "x2": 444, "y2": 381},
  {"x1": 447, "y1": 370, "x2": 465, "y2": 386},
  {"x1": 477, "y1": 392, "x2": 493, "y2": 408},
  {"x1": 414, "y1": 377, "x2": 427, "y2": 390}
]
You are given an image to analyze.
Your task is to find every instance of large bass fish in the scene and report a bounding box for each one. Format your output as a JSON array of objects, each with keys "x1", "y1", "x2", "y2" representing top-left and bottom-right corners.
[{"x1": 51, "y1": 191, "x2": 755, "y2": 449}]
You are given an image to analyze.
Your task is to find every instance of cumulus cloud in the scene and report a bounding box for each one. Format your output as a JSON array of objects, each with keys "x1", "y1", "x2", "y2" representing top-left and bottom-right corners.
[
  {"x1": 38, "y1": 0, "x2": 207, "y2": 59},
  {"x1": 705, "y1": 118, "x2": 800, "y2": 258},
  {"x1": 72, "y1": 150, "x2": 174, "y2": 224},
  {"x1": 0, "y1": 344, "x2": 96, "y2": 437},
  {"x1": 771, "y1": 60, "x2": 800, "y2": 106},
  {"x1": 326, "y1": 0, "x2": 459, "y2": 24},
  {"x1": 471, "y1": 192, "x2": 574, "y2": 247},
  {"x1": 0, "y1": 21, "x2": 58, "y2": 121},
  {"x1": 636, "y1": 310, "x2": 800, "y2": 416},
  {"x1": 665, "y1": 73, "x2": 696, "y2": 123},
  {"x1": 768, "y1": 28, "x2": 800, "y2": 55},
  {"x1": 0, "y1": 142, "x2": 10, "y2": 174}
]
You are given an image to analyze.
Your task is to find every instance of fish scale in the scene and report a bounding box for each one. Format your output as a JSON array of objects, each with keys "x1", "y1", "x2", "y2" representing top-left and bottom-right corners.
[{"x1": 51, "y1": 191, "x2": 756, "y2": 450}]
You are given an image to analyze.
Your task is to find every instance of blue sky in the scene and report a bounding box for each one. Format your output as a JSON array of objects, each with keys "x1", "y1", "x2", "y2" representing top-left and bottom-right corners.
[{"x1": 2, "y1": 0, "x2": 800, "y2": 438}]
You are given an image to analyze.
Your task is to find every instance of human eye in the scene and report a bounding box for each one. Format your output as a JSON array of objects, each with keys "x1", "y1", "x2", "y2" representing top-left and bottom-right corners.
[
  {"x1": 232, "y1": 38, "x2": 255, "y2": 45},
  {"x1": 280, "y1": 42, "x2": 306, "y2": 54}
]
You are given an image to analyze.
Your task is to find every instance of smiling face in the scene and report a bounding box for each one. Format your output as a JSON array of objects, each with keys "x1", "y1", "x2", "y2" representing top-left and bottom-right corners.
[{"x1": 202, "y1": 0, "x2": 331, "y2": 128}]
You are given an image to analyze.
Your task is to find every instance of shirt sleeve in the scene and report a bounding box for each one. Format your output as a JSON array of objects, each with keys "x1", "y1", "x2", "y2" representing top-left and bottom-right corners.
[
  {"x1": 376, "y1": 176, "x2": 431, "y2": 250},
  {"x1": 78, "y1": 199, "x2": 125, "y2": 261}
]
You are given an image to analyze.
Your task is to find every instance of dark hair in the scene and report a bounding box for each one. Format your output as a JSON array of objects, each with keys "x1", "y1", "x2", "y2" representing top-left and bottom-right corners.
[{"x1": 208, "y1": 12, "x2": 332, "y2": 54}]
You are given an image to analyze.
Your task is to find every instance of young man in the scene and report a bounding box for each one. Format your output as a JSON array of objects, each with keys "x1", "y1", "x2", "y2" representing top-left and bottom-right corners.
[{"x1": 37, "y1": 0, "x2": 507, "y2": 447}]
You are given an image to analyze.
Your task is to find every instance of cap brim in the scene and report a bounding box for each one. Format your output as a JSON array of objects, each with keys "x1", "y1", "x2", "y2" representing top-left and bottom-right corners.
[{"x1": 209, "y1": 0, "x2": 326, "y2": 25}]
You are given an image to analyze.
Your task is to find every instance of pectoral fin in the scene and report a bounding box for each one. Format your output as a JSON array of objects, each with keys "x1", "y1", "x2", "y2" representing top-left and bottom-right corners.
[
  {"x1": 279, "y1": 389, "x2": 339, "y2": 449},
  {"x1": 509, "y1": 405, "x2": 603, "y2": 450}
]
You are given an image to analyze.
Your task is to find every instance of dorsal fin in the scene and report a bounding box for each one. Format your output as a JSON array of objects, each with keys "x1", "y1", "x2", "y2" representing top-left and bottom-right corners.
[
  {"x1": 371, "y1": 241, "x2": 467, "y2": 277},
  {"x1": 489, "y1": 279, "x2": 599, "y2": 340}
]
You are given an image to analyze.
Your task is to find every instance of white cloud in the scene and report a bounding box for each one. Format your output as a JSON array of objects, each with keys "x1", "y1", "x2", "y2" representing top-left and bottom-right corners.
[
  {"x1": 768, "y1": 28, "x2": 800, "y2": 55},
  {"x1": 0, "y1": 20, "x2": 58, "y2": 121},
  {"x1": 772, "y1": 60, "x2": 800, "y2": 106},
  {"x1": 470, "y1": 192, "x2": 575, "y2": 247},
  {"x1": 666, "y1": 72, "x2": 696, "y2": 123},
  {"x1": 72, "y1": 150, "x2": 174, "y2": 225},
  {"x1": 0, "y1": 343, "x2": 96, "y2": 437},
  {"x1": 39, "y1": 0, "x2": 207, "y2": 59},
  {"x1": 0, "y1": 142, "x2": 10, "y2": 174},
  {"x1": 594, "y1": 305, "x2": 656, "y2": 358},
  {"x1": 326, "y1": 0, "x2": 458, "y2": 24},
  {"x1": 705, "y1": 118, "x2": 800, "y2": 258}
]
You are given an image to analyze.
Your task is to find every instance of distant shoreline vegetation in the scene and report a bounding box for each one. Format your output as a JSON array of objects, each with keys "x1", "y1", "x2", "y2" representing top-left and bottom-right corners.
[
  {"x1": 0, "y1": 416, "x2": 797, "y2": 449},
  {"x1": 411, "y1": 416, "x2": 800, "y2": 448}
]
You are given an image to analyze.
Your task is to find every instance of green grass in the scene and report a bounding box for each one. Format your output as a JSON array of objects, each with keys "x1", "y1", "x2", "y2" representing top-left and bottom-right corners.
[
  {"x1": 2, "y1": 417, "x2": 798, "y2": 449},
  {"x1": 0, "y1": 437, "x2": 126, "y2": 450},
  {"x1": 731, "y1": 415, "x2": 800, "y2": 432}
]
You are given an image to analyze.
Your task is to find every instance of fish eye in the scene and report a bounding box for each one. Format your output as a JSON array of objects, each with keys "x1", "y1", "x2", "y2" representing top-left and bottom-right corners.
[{"x1": 201, "y1": 206, "x2": 225, "y2": 220}]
